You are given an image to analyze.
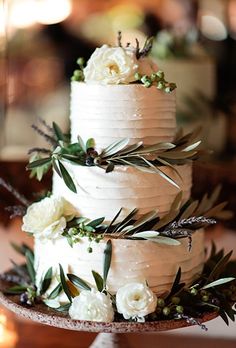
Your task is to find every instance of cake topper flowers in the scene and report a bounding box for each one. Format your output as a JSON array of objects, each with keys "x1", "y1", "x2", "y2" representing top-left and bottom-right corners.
[{"x1": 71, "y1": 32, "x2": 176, "y2": 91}]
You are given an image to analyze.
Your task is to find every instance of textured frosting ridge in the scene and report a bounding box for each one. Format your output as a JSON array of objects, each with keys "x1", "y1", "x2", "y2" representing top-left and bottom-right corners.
[
  {"x1": 52, "y1": 164, "x2": 192, "y2": 221},
  {"x1": 70, "y1": 82, "x2": 176, "y2": 150},
  {"x1": 34, "y1": 231, "x2": 204, "y2": 296}
]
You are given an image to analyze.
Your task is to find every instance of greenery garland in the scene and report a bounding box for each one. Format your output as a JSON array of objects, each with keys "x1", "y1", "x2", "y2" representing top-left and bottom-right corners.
[{"x1": 27, "y1": 120, "x2": 205, "y2": 193}]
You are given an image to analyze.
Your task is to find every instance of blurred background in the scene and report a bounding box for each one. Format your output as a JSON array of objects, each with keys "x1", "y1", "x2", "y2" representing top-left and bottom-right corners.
[{"x1": 0, "y1": 1, "x2": 236, "y2": 347}]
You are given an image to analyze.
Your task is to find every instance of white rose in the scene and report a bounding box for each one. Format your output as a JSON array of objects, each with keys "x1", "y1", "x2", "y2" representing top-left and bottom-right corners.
[
  {"x1": 22, "y1": 196, "x2": 74, "y2": 241},
  {"x1": 84, "y1": 44, "x2": 139, "y2": 85},
  {"x1": 69, "y1": 289, "x2": 114, "y2": 322},
  {"x1": 116, "y1": 282, "x2": 157, "y2": 320}
]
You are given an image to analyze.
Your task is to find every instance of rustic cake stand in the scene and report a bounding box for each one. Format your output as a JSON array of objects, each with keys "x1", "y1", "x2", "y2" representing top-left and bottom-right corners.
[{"x1": 0, "y1": 280, "x2": 218, "y2": 348}]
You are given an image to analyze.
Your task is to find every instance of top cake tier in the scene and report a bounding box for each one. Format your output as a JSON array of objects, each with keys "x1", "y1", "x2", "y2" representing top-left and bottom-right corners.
[{"x1": 70, "y1": 82, "x2": 176, "y2": 150}]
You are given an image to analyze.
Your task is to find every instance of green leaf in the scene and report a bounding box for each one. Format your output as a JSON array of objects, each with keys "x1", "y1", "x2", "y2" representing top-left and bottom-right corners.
[
  {"x1": 207, "y1": 250, "x2": 233, "y2": 282},
  {"x1": 131, "y1": 231, "x2": 160, "y2": 238},
  {"x1": 153, "y1": 192, "x2": 183, "y2": 230},
  {"x1": 202, "y1": 277, "x2": 235, "y2": 290},
  {"x1": 115, "y1": 142, "x2": 143, "y2": 156},
  {"x1": 11, "y1": 242, "x2": 33, "y2": 256},
  {"x1": 27, "y1": 157, "x2": 52, "y2": 170},
  {"x1": 86, "y1": 138, "x2": 95, "y2": 150},
  {"x1": 148, "y1": 236, "x2": 181, "y2": 245},
  {"x1": 87, "y1": 217, "x2": 105, "y2": 228},
  {"x1": 92, "y1": 270, "x2": 104, "y2": 292},
  {"x1": 105, "y1": 208, "x2": 123, "y2": 233},
  {"x1": 53, "y1": 303, "x2": 71, "y2": 313},
  {"x1": 165, "y1": 268, "x2": 185, "y2": 301},
  {"x1": 180, "y1": 200, "x2": 199, "y2": 219},
  {"x1": 40, "y1": 267, "x2": 53, "y2": 295},
  {"x1": 205, "y1": 202, "x2": 228, "y2": 218},
  {"x1": 134, "y1": 142, "x2": 175, "y2": 155},
  {"x1": 182, "y1": 140, "x2": 201, "y2": 152},
  {"x1": 113, "y1": 208, "x2": 138, "y2": 233},
  {"x1": 67, "y1": 273, "x2": 91, "y2": 291},
  {"x1": 60, "y1": 154, "x2": 85, "y2": 165},
  {"x1": 25, "y1": 250, "x2": 35, "y2": 284},
  {"x1": 139, "y1": 156, "x2": 180, "y2": 188},
  {"x1": 125, "y1": 211, "x2": 158, "y2": 233},
  {"x1": 102, "y1": 138, "x2": 130, "y2": 158},
  {"x1": 52, "y1": 159, "x2": 62, "y2": 177},
  {"x1": 160, "y1": 150, "x2": 197, "y2": 160},
  {"x1": 59, "y1": 264, "x2": 72, "y2": 302},
  {"x1": 53, "y1": 122, "x2": 66, "y2": 141},
  {"x1": 58, "y1": 161, "x2": 77, "y2": 193},
  {"x1": 77, "y1": 135, "x2": 86, "y2": 152},
  {"x1": 48, "y1": 283, "x2": 63, "y2": 299},
  {"x1": 103, "y1": 240, "x2": 112, "y2": 289},
  {"x1": 4, "y1": 285, "x2": 28, "y2": 294}
]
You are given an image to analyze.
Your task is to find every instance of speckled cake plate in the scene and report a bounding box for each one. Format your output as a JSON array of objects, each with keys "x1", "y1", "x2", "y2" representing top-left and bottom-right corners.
[{"x1": 0, "y1": 278, "x2": 219, "y2": 347}]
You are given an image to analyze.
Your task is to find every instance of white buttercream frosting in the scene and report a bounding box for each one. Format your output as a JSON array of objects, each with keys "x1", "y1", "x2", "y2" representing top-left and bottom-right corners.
[
  {"x1": 34, "y1": 231, "x2": 204, "y2": 298},
  {"x1": 52, "y1": 164, "x2": 192, "y2": 221},
  {"x1": 70, "y1": 82, "x2": 176, "y2": 150}
]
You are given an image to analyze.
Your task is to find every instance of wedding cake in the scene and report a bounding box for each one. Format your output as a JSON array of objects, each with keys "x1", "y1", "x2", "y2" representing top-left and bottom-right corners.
[{"x1": 21, "y1": 37, "x2": 221, "y2": 322}]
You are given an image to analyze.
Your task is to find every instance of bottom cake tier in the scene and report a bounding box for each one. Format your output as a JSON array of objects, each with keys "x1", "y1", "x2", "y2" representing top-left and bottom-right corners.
[{"x1": 34, "y1": 230, "x2": 204, "y2": 299}]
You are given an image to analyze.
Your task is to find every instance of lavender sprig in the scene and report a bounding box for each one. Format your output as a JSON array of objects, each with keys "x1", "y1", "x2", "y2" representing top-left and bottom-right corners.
[
  {"x1": 117, "y1": 31, "x2": 122, "y2": 47},
  {"x1": 160, "y1": 228, "x2": 193, "y2": 251},
  {"x1": 31, "y1": 125, "x2": 57, "y2": 146},
  {"x1": 167, "y1": 216, "x2": 217, "y2": 229},
  {"x1": 174, "y1": 313, "x2": 208, "y2": 331},
  {"x1": 0, "y1": 178, "x2": 30, "y2": 206},
  {"x1": 5, "y1": 205, "x2": 27, "y2": 219},
  {"x1": 28, "y1": 148, "x2": 51, "y2": 155},
  {"x1": 0, "y1": 273, "x2": 25, "y2": 285},
  {"x1": 38, "y1": 117, "x2": 54, "y2": 134}
]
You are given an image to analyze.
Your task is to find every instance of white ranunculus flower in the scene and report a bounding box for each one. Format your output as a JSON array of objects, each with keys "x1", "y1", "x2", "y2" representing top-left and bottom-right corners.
[
  {"x1": 84, "y1": 44, "x2": 139, "y2": 85},
  {"x1": 69, "y1": 289, "x2": 114, "y2": 322},
  {"x1": 22, "y1": 196, "x2": 74, "y2": 241},
  {"x1": 116, "y1": 282, "x2": 157, "y2": 320}
]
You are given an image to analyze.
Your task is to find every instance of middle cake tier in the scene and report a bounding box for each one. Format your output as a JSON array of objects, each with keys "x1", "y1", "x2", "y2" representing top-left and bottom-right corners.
[{"x1": 53, "y1": 163, "x2": 192, "y2": 221}]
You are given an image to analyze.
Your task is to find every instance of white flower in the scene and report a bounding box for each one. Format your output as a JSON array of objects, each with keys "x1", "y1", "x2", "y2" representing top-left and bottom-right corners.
[
  {"x1": 83, "y1": 44, "x2": 139, "y2": 85},
  {"x1": 116, "y1": 282, "x2": 157, "y2": 320},
  {"x1": 22, "y1": 196, "x2": 74, "y2": 241},
  {"x1": 69, "y1": 289, "x2": 114, "y2": 322}
]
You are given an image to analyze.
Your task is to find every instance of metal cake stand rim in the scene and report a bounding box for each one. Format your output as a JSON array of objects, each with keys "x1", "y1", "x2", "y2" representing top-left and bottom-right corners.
[{"x1": 0, "y1": 289, "x2": 219, "y2": 334}]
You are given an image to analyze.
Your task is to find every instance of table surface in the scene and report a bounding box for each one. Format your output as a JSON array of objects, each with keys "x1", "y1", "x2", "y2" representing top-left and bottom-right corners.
[{"x1": 0, "y1": 219, "x2": 236, "y2": 347}]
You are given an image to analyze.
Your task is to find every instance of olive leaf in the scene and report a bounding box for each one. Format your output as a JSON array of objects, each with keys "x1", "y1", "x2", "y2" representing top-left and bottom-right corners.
[
  {"x1": 101, "y1": 138, "x2": 130, "y2": 158},
  {"x1": 87, "y1": 217, "x2": 105, "y2": 228},
  {"x1": 92, "y1": 270, "x2": 104, "y2": 292},
  {"x1": 47, "y1": 283, "x2": 63, "y2": 300},
  {"x1": 39, "y1": 267, "x2": 53, "y2": 295},
  {"x1": 58, "y1": 161, "x2": 77, "y2": 193},
  {"x1": 103, "y1": 240, "x2": 112, "y2": 289},
  {"x1": 67, "y1": 273, "x2": 91, "y2": 291},
  {"x1": 148, "y1": 236, "x2": 181, "y2": 245},
  {"x1": 4, "y1": 285, "x2": 28, "y2": 295},
  {"x1": 201, "y1": 277, "x2": 235, "y2": 290},
  {"x1": 27, "y1": 157, "x2": 52, "y2": 170},
  {"x1": 131, "y1": 231, "x2": 160, "y2": 239},
  {"x1": 59, "y1": 264, "x2": 72, "y2": 302},
  {"x1": 25, "y1": 250, "x2": 35, "y2": 284},
  {"x1": 53, "y1": 122, "x2": 66, "y2": 142}
]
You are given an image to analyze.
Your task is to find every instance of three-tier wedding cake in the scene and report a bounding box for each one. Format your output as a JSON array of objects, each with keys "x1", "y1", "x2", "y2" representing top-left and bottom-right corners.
[{"x1": 22, "y1": 37, "x2": 220, "y2": 322}]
